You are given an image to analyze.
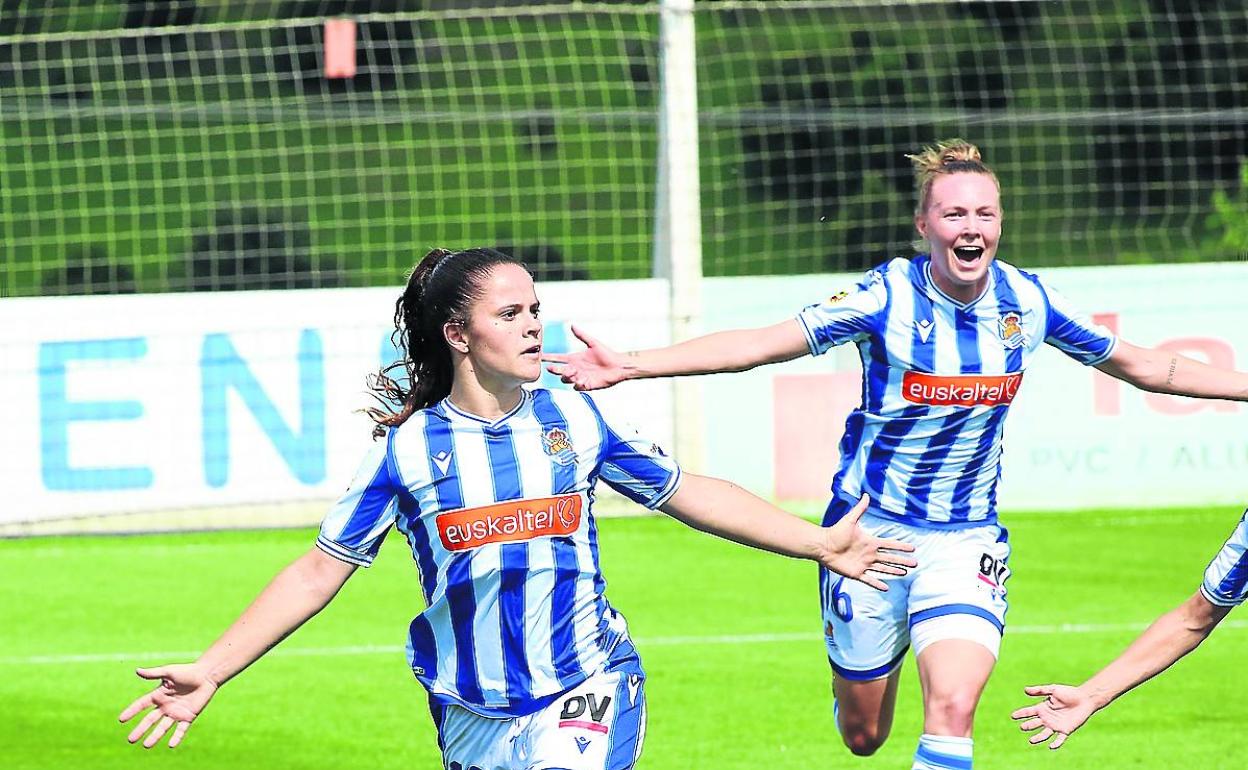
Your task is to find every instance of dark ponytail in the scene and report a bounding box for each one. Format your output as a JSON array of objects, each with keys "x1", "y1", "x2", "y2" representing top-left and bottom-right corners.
[{"x1": 366, "y1": 247, "x2": 526, "y2": 438}]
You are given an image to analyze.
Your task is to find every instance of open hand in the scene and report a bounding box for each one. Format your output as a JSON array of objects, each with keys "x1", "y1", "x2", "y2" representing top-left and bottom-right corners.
[
  {"x1": 542, "y1": 324, "x2": 631, "y2": 390},
  {"x1": 119, "y1": 663, "x2": 219, "y2": 749},
  {"x1": 820, "y1": 495, "x2": 917, "y2": 591},
  {"x1": 1011, "y1": 683, "x2": 1097, "y2": 749}
]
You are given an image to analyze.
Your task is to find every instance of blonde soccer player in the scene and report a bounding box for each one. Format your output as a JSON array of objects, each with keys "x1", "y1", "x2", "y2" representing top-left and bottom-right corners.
[
  {"x1": 545, "y1": 140, "x2": 1248, "y2": 769},
  {"x1": 118, "y1": 247, "x2": 915, "y2": 769}
]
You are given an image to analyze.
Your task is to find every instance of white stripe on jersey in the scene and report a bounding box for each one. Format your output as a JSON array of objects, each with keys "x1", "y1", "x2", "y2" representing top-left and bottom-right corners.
[
  {"x1": 797, "y1": 255, "x2": 1115, "y2": 527},
  {"x1": 316, "y1": 388, "x2": 679, "y2": 717}
]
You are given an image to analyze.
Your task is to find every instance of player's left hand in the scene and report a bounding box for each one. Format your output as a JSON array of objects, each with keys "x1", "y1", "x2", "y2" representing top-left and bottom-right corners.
[
  {"x1": 1011, "y1": 683, "x2": 1097, "y2": 749},
  {"x1": 820, "y1": 494, "x2": 917, "y2": 591}
]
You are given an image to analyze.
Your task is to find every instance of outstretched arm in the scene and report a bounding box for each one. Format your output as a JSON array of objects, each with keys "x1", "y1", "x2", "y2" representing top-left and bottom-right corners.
[
  {"x1": 658, "y1": 475, "x2": 916, "y2": 591},
  {"x1": 544, "y1": 320, "x2": 809, "y2": 391},
  {"x1": 118, "y1": 547, "x2": 357, "y2": 749},
  {"x1": 1011, "y1": 592, "x2": 1231, "y2": 749},
  {"x1": 1097, "y1": 340, "x2": 1248, "y2": 401}
]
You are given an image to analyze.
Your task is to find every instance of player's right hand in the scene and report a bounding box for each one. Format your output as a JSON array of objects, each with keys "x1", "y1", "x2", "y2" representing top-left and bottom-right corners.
[
  {"x1": 542, "y1": 324, "x2": 630, "y2": 390},
  {"x1": 1011, "y1": 683, "x2": 1096, "y2": 749},
  {"x1": 119, "y1": 663, "x2": 218, "y2": 749}
]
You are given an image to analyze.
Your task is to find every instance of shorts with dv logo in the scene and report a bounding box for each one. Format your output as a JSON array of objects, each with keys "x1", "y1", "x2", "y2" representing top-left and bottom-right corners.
[
  {"x1": 819, "y1": 498, "x2": 1011, "y2": 680},
  {"x1": 434, "y1": 668, "x2": 646, "y2": 770}
]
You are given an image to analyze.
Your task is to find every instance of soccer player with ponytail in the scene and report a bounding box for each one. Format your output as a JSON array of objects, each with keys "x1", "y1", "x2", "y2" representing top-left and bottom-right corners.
[
  {"x1": 118, "y1": 246, "x2": 915, "y2": 769},
  {"x1": 546, "y1": 140, "x2": 1248, "y2": 768}
]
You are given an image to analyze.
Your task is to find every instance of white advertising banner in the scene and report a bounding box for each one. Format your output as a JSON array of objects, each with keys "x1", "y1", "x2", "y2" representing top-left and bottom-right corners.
[
  {"x1": 0, "y1": 281, "x2": 672, "y2": 525},
  {"x1": 2, "y1": 261, "x2": 1244, "y2": 528}
]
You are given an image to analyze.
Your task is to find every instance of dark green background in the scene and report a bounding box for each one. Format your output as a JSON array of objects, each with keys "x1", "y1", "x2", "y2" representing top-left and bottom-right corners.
[{"x1": 2, "y1": 0, "x2": 1244, "y2": 298}]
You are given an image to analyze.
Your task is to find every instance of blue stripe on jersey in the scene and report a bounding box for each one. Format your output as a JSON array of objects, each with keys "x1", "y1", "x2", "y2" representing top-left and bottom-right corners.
[
  {"x1": 484, "y1": 426, "x2": 532, "y2": 705},
  {"x1": 387, "y1": 428, "x2": 439, "y2": 604},
  {"x1": 422, "y1": 417, "x2": 483, "y2": 705},
  {"x1": 862, "y1": 406, "x2": 925, "y2": 495},
  {"x1": 904, "y1": 411, "x2": 975, "y2": 520},
  {"x1": 1216, "y1": 551, "x2": 1248, "y2": 601},
  {"x1": 334, "y1": 460, "x2": 394, "y2": 549},
  {"x1": 910, "y1": 276, "x2": 936, "y2": 373},
  {"x1": 948, "y1": 407, "x2": 1008, "y2": 522},
  {"x1": 550, "y1": 538, "x2": 583, "y2": 688},
  {"x1": 575, "y1": 393, "x2": 613, "y2": 645},
  {"x1": 956, "y1": 308, "x2": 982, "y2": 374},
  {"x1": 992, "y1": 266, "x2": 1025, "y2": 373},
  {"x1": 862, "y1": 339, "x2": 891, "y2": 413},
  {"x1": 530, "y1": 390, "x2": 583, "y2": 688},
  {"x1": 531, "y1": 390, "x2": 578, "y2": 494}
]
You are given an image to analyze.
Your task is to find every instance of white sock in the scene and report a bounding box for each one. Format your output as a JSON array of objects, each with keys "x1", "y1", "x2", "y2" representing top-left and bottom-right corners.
[{"x1": 912, "y1": 733, "x2": 972, "y2": 770}]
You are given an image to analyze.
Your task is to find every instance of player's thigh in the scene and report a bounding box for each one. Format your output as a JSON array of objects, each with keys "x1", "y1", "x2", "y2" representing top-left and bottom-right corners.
[
  {"x1": 833, "y1": 666, "x2": 902, "y2": 729},
  {"x1": 908, "y1": 524, "x2": 1010, "y2": 660},
  {"x1": 524, "y1": 670, "x2": 647, "y2": 770},
  {"x1": 437, "y1": 703, "x2": 513, "y2": 770}
]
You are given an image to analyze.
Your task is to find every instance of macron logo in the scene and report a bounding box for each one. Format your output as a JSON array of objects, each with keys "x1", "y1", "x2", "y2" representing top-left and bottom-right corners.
[
  {"x1": 432, "y1": 451, "x2": 453, "y2": 475},
  {"x1": 915, "y1": 319, "x2": 934, "y2": 343}
]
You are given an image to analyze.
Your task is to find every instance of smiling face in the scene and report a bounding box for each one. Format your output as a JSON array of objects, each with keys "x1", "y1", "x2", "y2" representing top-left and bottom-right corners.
[
  {"x1": 915, "y1": 172, "x2": 1002, "y2": 303},
  {"x1": 446, "y1": 262, "x2": 543, "y2": 391}
]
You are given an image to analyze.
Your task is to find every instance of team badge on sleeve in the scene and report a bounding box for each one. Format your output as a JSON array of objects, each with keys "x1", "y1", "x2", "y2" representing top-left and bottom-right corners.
[
  {"x1": 998, "y1": 311, "x2": 1026, "y2": 349},
  {"x1": 827, "y1": 290, "x2": 849, "y2": 305},
  {"x1": 542, "y1": 427, "x2": 578, "y2": 466}
]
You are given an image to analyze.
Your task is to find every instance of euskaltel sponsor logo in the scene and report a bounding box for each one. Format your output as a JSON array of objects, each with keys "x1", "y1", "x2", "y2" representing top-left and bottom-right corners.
[
  {"x1": 436, "y1": 494, "x2": 582, "y2": 551},
  {"x1": 901, "y1": 371, "x2": 1023, "y2": 407}
]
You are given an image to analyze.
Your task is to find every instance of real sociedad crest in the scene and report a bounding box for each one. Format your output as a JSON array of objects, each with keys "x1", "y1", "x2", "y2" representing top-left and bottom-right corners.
[
  {"x1": 998, "y1": 311, "x2": 1026, "y2": 349},
  {"x1": 542, "y1": 427, "x2": 578, "y2": 466}
]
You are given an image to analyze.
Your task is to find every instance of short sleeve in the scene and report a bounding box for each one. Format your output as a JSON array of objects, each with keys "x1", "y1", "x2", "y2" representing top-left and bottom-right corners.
[
  {"x1": 795, "y1": 269, "x2": 888, "y2": 356},
  {"x1": 586, "y1": 396, "x2": 682, "y2": 509},
  {"x1": 1201, "y1": 510, "x2": 1248, "y2": 608},
  {"x1": 316, "y1": 434, "x2": 400, "y2": 567},
  {"x1": 1039, "y1": 279, "x2": 1117, "y2": 365}
]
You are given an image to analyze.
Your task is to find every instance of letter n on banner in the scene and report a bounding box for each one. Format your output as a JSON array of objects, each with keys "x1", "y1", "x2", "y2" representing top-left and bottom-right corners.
[{"x1": 773, "y1": 373, "x2": 860, "y2": 501}]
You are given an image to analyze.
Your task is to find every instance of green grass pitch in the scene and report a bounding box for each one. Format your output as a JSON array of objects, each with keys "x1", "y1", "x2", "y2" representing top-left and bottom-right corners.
[{"x1": 1, "y1": 505, "x2": 1244, "y2": 769}]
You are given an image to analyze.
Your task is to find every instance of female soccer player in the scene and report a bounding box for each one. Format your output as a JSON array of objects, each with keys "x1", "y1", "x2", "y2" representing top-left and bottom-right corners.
[
  {"x1": 1012, "y1": 509, "x2": 1247, "y2": 750},
  {"x1": 544, "y1": 140, "x2": 1248, "y2": 769},
  {"x1": 118, "y1": 247, "x2": 916, "y2": 769}
]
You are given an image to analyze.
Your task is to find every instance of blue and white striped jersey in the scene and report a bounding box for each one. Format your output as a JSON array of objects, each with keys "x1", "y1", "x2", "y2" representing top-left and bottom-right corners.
[
  {"x1": 797, "y1": 255, "x2": 1116, "y2": 527},
  {"x1": 1201, "y1": 509, "x2": 1248, "y2": 607},
  {"x1": 316, "y1": 388, "x2": 681, "y2": 717}
]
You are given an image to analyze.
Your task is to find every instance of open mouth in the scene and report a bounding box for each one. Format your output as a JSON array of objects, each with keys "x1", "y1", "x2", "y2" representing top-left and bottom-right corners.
[
  {"x1": 522, "y1": 344, "x2": 541, "y2": 356},
  {"x1": 953, "y1": 245, "x2": 984, "y2": 265}
]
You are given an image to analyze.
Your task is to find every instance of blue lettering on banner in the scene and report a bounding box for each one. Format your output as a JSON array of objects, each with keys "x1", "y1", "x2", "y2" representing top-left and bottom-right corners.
[
  {"x1": 38, "y1": 337, "x2": 154, "y2": 491},
  {"x1": 201, "y1": 330, "x2": 326, "y2": 487}
]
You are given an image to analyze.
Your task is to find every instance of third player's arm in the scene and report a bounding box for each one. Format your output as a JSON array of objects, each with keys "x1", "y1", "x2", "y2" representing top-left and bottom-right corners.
[
  {"x1": 1013, "y1": 592, "x2": 1231, "y2": 748},
  {"x1": 658, "y1": 474, "x2": 915, "y2": 590},
  {"x1": 1097, "y1": 340, "x2": 1248, "y2": 401}
]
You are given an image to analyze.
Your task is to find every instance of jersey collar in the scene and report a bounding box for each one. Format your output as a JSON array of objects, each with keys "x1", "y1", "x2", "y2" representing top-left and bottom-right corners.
[
  {"x1": 921, "y1": 255, "x2": 995, "y2": 310},
  {"x1": 437, "y1": 389, "x2": 531, "y2": 428}
]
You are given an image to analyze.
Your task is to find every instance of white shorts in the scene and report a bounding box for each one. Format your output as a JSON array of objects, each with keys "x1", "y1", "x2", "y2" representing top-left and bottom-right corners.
[
  {"x1": 434, "y1": 669, "x2": 646, "y2": 770},
  {"x1": 1200, "y1": 509, "x2": 1248, "y2": 607},
  {"x1": 820, "y1": 504, "x2": 1011, "y2": 680}
]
